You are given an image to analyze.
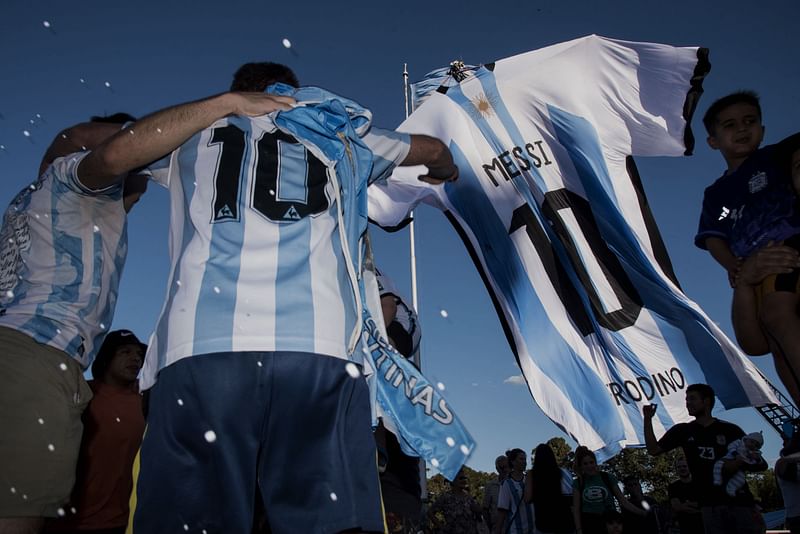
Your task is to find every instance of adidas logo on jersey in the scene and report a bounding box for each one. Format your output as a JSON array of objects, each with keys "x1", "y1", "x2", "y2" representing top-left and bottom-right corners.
[
  {"x1": 217, "y1": 204, "x2": 235, "y2": 219},
  {"x1": 283, "y1": 206, "x2": 301, "y2": 220}
]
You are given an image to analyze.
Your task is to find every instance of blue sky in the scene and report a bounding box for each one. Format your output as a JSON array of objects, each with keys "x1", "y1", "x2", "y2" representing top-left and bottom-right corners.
[{"x1": 2, "y1": 0, "x2": 799, "y2": 473}]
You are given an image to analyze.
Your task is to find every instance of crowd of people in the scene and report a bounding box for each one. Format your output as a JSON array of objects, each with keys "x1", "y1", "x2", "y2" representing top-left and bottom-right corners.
[{"x1": 1, "y1": 47, "x2": 799, "y2": 534}]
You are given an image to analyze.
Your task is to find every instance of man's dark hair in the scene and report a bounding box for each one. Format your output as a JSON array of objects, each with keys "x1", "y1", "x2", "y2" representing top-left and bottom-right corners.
[
  {"x1": 230, "y1": 62, "x2": 299, "y2": 92},
  {"x1": 702, "y1": 91, "x2": 761, "y2": 136},
  {"x1": 687, "y1": 383, "x2": 716, "y2": 409},
  {"x1": 90, "y1": 112, "x2": 136, "y2": 124}
]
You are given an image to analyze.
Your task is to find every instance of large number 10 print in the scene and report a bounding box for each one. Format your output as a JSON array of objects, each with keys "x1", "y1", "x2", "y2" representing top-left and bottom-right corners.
[
  {"x1": 509, "y1": 188, "x2": 642, "y2": 336},
  {"x1": 209, "y1": 124, "x2": 329, "y2": 223}
]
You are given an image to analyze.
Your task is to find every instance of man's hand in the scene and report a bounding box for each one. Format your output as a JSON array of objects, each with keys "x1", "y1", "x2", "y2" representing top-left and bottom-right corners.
[
  {"x1": 642, "y1": 404, "x2": 657, "y2": 419},
  {"x1": 229, "y1": 92, "x2": 295, "y2": 117},
  {"x1": 418, "y1": 162, "x2": 458, "y2": 185},
  {"x1": 736, "y1": 243, "x2": 800, "y2": 287}
]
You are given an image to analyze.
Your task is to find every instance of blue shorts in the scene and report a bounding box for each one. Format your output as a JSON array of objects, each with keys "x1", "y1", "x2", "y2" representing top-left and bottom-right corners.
[{"x1": 131, "y1": 351, "x2": 385, "y2": 534}]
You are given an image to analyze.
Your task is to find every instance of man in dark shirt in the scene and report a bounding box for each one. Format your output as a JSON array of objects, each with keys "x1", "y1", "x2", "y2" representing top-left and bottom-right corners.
[
  {"x1": 668, "y1": 456, "x2": 705, "y2": 534},
  {"x1": 643, "y1": 383, "x2": 766, "y2": 534}
]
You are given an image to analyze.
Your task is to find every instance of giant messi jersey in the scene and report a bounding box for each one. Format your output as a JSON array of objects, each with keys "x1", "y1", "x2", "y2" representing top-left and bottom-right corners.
[{"x1": 368, "y1": 35, "x2": 777, "y2": 459}]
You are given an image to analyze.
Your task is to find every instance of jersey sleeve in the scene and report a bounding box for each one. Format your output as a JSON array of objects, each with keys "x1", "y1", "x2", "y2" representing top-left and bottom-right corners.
[
  {"x1": 496, "y1": 480, "x2": 512, "y2": 511},
  {"x1": 694, "y1": 183, "x2": 730, "y2": 250},
  {"x1": 139, "y1": 153, "x2": 172, "y2": 187},
  {"x1": 657, "y1": 422, "x2": 687, "y2": 452},
  {"x1": 50, "y1": 151, "x2": 122, "y2": 197},
  {"x1": 362, "y1": 127, "x2": 410, "y2": 183}
]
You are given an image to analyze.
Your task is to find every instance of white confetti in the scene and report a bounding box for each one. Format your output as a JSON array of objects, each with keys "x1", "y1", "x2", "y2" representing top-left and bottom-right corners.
[
  {"x1": 257, "y1": 361, "x2": 263, "y2": 367},
  {"x1": 29, "y1": 119, "x2": 34, "y2": 125},
  {"x1": 37, "y1": 418, "x2": 44, "y2": 425},
  {"x1": 70, "y1": 507, "x2": 76, "y2": 514},
  {"x1": 436, "y1": 381, "x2": 445, "y2": 391},
  {"x1": 22, "y1": 130, "x2": 30, "y2": 137},
  {"x1": 93, "y1": 225, "x2": 100, "y2": 233},
  {"x1": 115, "y1": 417, "x2": 121, "y2": 422},
  {"x1": 642, "y1": 500, "x2": 651, "y2": 511},
  {"x1": 446, "y1": 437, "x2": 455, "y2": 447},
  {"x1": 430, "y1": 458, "x2": 439, "y2": 468},
  {"x1": 344, "y1": 362, "x2": 361, "y2": 378},
  {"x1": 213, "y1": 286, "x2": 221, "y2": 294},
  {"x1": 177, "y1": 398, "x2": 184, "y2": 406},
  {"x1": 99, "y1": 323, "x2": 106, "y2": 330},
  {"x1": 175, "y1": 280, "x2": 182, "y2": 286},
  {"x1": 9, "y1": 487, "x2": 16, "y2": 494},
  {"x1": 202, "y1": 530, "x2": 208, "y2": 534},
  {"x1": 36, "y1": 114, "x2": 42, "y2": 119},
  {"x1": 79, "y1": 78, "x2": 86, "y2": 84},
  {"x1": 56, "y1": 508, "x2": 65, "y2": 517},
  {"x1": 460, "y1": 444, "x2": 470, "y2": 455},
  {"x1": 104, "y1": 81, "x2": 112, "y2": 88},
  {"x1": 282, "y1": 38, "x2": 292, "y2": 48},
  {"x1": 269, "y1": 189, "x2": 275, "y2": 196},
  {"x1": 183, "y1": 525, "x2": 189, "y2": 532},
  {"x1": 47, "y1": 443, "x2": 55, "y2": 451},
  {"x1": 56, "y1": 328, "x2": 62, "y2": 334},
  {"x1": 204, "y1": 430, "x2": 217, "y2": 443},
  {"x1": 59, "y1": 363, "x2": 68, "y2": 371},
  {"x1": 128, "y1": 129, "x2": 135, "y2": 135},
  {"x1": 439, "y1": 309, "x2": 449, "y2": 318},
  {"x1": 156, "y1": 128, "x2": 162, "y2": 133},
  {"x1": 61, "y1": 133, "x2": 68, "y2": 139},
  {"x1": 42, "y1": 20, "x2": 51, "y2": 28},
  {"x1": 5, "y1": 290, "x2": 14, "y2": 299},
  {"x1": 22, "y1": 494, "x2": 28, "y2": 500},
  {"x1": 329, "y1": 492, "x2": 338, "y2": 501},
  {"x1": 0, "y1": 145, "x2": 5, "y2": 150}
]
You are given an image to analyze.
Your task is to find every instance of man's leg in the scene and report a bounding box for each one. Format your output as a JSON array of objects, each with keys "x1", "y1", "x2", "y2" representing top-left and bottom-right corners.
[
  {"x1": 760, "y1": 292, "x2": 800, "y2": 404},
  {"x1": 0, "y1": 327, "x2": 91, "y2": 534}
]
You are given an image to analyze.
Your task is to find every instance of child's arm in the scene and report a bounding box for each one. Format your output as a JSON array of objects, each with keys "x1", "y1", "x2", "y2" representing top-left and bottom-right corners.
[{"x1": 705, "y1": 237, "x2": 741, "y2": 286}]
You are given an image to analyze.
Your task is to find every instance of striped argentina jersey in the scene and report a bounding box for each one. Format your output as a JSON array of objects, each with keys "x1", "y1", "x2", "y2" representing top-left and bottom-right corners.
[
  {"x1": 0, "y1": 152, "x2": 127, "y2": 368},
  {"x1": 140, "y1": 87, "x2": 409, "y2": 390},
  {"x1": 368, "y1": 35, "x2": 777, "y2": 460}
]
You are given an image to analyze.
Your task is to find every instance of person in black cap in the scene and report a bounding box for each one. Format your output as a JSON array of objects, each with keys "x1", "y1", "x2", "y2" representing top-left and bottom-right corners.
[{"x1": 47, "y1": 330, "x2": 146, "y2": 534}]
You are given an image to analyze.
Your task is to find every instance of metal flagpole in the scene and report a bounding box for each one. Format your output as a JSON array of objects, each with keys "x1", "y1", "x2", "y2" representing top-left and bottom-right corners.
[{"x1": 402, "y1": 62, "x2": 428, "y2": 504}]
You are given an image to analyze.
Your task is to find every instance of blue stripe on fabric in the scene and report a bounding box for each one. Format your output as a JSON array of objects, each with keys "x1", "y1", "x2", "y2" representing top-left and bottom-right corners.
[
  {"x1": 275, "y1": 216, "x2": 315, "y2": 352},
  {"x1": 155, "y1": 138, "x2": 198, "y2": 371},
  {"x1": 546, "y1": 105, "x2": 750, "y2": 406},
  {"x1": 443, "y1": 140, "x2": 627, "y2": 448},
  {"x1": 276, "y1": 141, "x2": 309, "y2": 204},
  {"x1": 331, "y1": 219, "x2": 354, "y2": 355},
  {"x1": 192, "y1": 124, "x2": 249, "y2": 354}
]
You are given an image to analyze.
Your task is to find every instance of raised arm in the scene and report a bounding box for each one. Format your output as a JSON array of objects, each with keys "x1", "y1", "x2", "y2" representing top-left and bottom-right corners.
[
  {"x1": 78, "y1": 92, "x2": 295, "y2": 190},
  {"x1": 39, "y1": 122, "x2": 122, "y2": 176},
  {"x1": 705, "y1": 237, "x2": 740, "y2": 287},
  {"x1": 642, "y1": 404, "x2": 664, "y2": 455},
  {"x1": 402, "y1": 134, "x2": 458, "y2": 184}
]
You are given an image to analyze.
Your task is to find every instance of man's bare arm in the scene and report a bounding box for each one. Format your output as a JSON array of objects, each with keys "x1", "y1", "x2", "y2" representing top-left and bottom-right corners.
[
  {"x1": 78, "y1": 92, "x2": 295, "y2": 191},
  {"x1": 38, "y1": 122, "x2": 122, "y2": 176},
  {"x1": 402, "y1": 134, "x2": 458, "y2": 184},
  {"x1": 642, "y1": 404, "x2": 664, "y2": 455}
]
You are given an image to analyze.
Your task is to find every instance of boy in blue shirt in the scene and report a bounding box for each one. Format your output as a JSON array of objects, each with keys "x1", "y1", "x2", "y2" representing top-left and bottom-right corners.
[{"x1": 696, "y1": 91, "x2": 800, "y2": 404}]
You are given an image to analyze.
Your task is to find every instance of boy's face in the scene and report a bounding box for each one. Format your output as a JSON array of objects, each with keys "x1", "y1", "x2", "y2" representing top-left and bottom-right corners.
[{"x1": 707, "y1": 102, "x2": 764, "y2": 163}]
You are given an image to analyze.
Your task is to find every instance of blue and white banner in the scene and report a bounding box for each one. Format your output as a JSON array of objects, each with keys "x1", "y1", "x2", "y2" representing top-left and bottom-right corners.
[
  {"x1": 369, "y1": 35, "x2": 777, "y2": 460},
  {"x1": 362, "y1": 311, "x2": 474, "y2": 480}
]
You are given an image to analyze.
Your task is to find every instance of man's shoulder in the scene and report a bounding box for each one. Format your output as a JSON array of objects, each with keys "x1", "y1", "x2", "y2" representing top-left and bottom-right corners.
[{"x1": 709, "y1": 418, "x2": 744, "y2": 434}]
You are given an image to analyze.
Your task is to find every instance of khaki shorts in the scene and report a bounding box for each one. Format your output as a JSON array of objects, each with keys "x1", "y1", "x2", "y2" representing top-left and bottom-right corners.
[{"x1": 0, "y1": 326, "x2": 92, "y2": 517}]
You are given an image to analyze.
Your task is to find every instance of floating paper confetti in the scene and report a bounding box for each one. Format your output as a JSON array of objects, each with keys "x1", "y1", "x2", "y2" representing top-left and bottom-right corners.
[
  {"x1": 37, "y1": 418, "x2": 44, "y2": 425},
  {"x1": 213, "y1": 286, "x2": 221, "y2": 294},
  {"x1": 70, "y1": 507, "x2": 76, "y2": 514},
  {"x1": 436, "y1": 381, "x2": 445, "y2": 391},
  {"x1": 47, "y1": 443, "x2": 55, "y2": 451},
  {"x1": 460, "y1": 444, "x2": 470, "y2": 455},
  {"x1": 22, "y1": 130, "x2": 30, "y2": 138},
  {"x1": 92, "y1": 225, "x2": 100, "y2": 233},
  {"x1": 79, "y1": 78, "x2": 86, "y2": 84},
  {"x1": 430, "y1": 458, "x2": 439, "y2": 468},
  {"x1": 115, "y1": 417, "x2": 121, "y2": 422},
  {"x1": 439, "y1": 309, "x2": 449, "y2": 318},
  {"x1": 57, "y1": 508, "x2": 65, "y2": 517},
  {"x1": 5, "y1": 290, "x2": 14, "y2": 299},
  {"x1": 59, "y1": 363, "x2": 68, "y2": 371},
  {"x1": 104, "y1": 81, "x2": 112, "y2": 88},
  {"x1": 446, "y1": 437, "x2": 455, "y2": 447},
  {"x1": 42, "y1": 21, "x2": 51, "y2": 28},
  {"x1": 9, "y1": 487, "x2": 16, "y2": 494},
  {"x1": 204, "y1": 430, "x2": 217, "y2": 443},
  {"x1": 183, "y1": 525, "x2": 189, "y2": 532},
  {"x1": 329, "y1": 492, "x2": 337, "y2": 501},
  {"x1": 177, "y1": 398, "x2": 184, "y2": 406},
  {"x1": 282, "y1": 38, "x2": 292, "y2": 48}
]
